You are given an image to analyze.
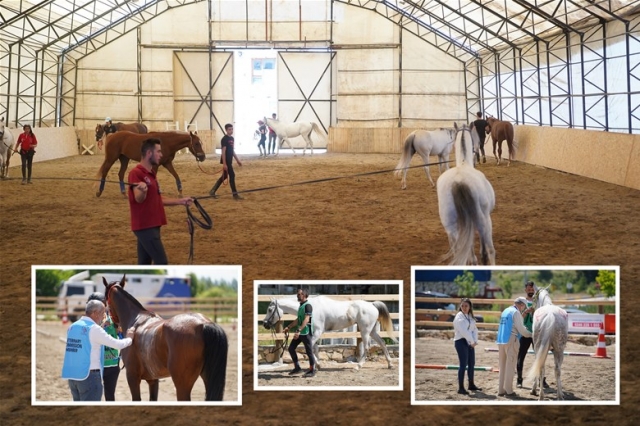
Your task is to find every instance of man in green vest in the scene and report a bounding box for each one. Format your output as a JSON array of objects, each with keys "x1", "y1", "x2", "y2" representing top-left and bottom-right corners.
[
  {"x1": 516, "y1": 281, "x2": 549, "y2": 389},
  {"x1": 283, "y1": 288, "x2": 316, "y2": 377}
]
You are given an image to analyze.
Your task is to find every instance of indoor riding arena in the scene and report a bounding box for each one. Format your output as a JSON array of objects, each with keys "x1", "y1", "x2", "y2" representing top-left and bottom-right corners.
[{"x1": 1, "y1": 1, "x2": 640, "y2": 425}]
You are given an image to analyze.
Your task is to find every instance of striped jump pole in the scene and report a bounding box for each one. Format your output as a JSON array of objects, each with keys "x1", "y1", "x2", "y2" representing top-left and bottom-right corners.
[
  {"x1": 483, "y1": 348, "x2": 594, "y2": 357},
  {"x1": 415, "y1": 364, "x2": 497, "y2": 371}
]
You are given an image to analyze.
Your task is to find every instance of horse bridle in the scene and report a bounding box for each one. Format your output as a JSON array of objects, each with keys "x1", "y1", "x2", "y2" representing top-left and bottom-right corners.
[
  {"x1": 264, "y1": 301, "x2": 289, "y2": 357},
  {"x1": 104, "y1": 282, "x2": 121, "y2": 328}
]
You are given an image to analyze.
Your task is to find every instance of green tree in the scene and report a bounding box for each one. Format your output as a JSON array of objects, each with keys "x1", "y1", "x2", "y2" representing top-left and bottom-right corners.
[
  {"x1": 454, "y1": 271, "x2": 478, "y2": 297},
  {"x1": 501, "y1": 277, "x2": 513, "y2": 299},
  {"x1": 35, "y1": 270, "x2": 76, "y2": 297},
  {"x1": 597, "y1": 270, "x2": 616, "y2": 298}
]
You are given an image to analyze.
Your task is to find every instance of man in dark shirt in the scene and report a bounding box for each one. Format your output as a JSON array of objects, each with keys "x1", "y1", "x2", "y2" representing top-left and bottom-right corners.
[
  {"x1": 104, "y1": 117, "x2": 117, "y2": 135},
  {"x1": 209, "y1": 123, "x2": 243, "y2": 200},
  {"x1": 472, "y1": 111, "x2": 489, "y2": 164}
]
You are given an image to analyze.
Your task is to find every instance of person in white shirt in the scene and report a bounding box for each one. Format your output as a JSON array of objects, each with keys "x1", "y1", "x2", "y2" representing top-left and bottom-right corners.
[
  {"x1": 496, "y1": 297, "x2": 532, "y2": 397},
  {"x1": 61, "y1": 300, "x2": 134, "y2": 401},
  {"x1": 453, "y1": 298, "x2": 482, "y2": 394}
]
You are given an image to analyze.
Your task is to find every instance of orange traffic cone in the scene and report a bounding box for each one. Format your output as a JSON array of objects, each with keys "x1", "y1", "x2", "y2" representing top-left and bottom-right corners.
[
  {"x1": 61, "y1": 309, "x2": 69, "y2": 325},
  {"x1": 592, "y1": 322, "x2": 610, "y2": 359}
]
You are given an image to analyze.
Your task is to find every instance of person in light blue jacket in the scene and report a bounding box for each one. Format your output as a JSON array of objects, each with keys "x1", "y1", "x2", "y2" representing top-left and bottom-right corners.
[
  {"x1": 496, "y1": 297, "x2": 531, "y2": 397},
  {"x1": 61, "y1": 300, "x2": 134, "y2": 401}
]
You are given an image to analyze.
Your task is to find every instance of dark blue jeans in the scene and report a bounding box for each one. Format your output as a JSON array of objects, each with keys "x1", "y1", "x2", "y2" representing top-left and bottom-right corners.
[
  {"x1": 68, "y1": 370, "x2": 103, "y2": 401},
  {"x1": 454, "y1": 338, "x2": 475, "y2": 389}
]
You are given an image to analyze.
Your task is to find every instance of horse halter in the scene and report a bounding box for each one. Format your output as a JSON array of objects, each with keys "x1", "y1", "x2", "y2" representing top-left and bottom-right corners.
[
  {"x1": 263, "y1": 300, "x2": 282, "y2": 329},
  {"x1": 104, "y1": 282, "x2": 121, "y2": 327}
]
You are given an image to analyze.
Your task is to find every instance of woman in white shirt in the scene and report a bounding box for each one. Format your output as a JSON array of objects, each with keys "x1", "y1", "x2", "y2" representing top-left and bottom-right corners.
[{"x1": 453, "y1": 298, "x2": 482, "y2": 394}]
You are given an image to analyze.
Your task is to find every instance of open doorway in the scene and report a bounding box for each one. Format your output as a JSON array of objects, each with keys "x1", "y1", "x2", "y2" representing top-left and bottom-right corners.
[{"x1": 232, "y1": 50, "x2": 277, "y2": 155}]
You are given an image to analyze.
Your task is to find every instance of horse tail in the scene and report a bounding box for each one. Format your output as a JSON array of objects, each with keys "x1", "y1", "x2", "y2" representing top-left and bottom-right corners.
[
  {"x1": 446, "y1": 181, "x2": 477, "y2": 265},
  {"x1": 394, "y1": 132, "x2": 416, "y2": 177},
  {"x1": 310, "y1": 122, "x2": 327, "y2": 141},
  {"x1": 373, "y1": 301, "x2": 398, "y2": 344},
  {"x1": 527, "y1": 315, "x2": 553, "y2": 384},
  {"x1": 202, "y1": 322, "x2": 228, "y2": 401}
]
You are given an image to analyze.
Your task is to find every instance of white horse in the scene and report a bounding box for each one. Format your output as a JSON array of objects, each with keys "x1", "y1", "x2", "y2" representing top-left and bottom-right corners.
[
  {"x1": 0, "y1": 117, "x2": 16, "y2": 179},
  {"x1": 264, "y1": 116, "x2": 327, "y2": 156},
  {"x1": 262, "y1": 295, "x2": 397, "y2": 370},
  {"x1": 436, "y1": 123, "x2": 496, "y2": 265},
  {"x1": 527, "y1": 286, "x2": 569, "y2": 400},
  {"x1": 394, "y1": 128, "x2": 456, "y2": 189}
]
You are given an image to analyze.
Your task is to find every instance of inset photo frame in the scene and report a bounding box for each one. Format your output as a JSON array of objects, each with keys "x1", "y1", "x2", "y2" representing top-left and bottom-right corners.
[
  {"x1": 32, "y1": 265, "x2": 242, "y2": 406},
  {"x1": 254, "y1": 280, "x2": 403, "y2": 391},
  {"x1": 411, "y1": 266, "x2": 619, "y2": 406}
]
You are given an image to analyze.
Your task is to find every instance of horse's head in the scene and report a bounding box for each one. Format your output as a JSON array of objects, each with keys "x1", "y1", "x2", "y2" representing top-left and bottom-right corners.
[
  {"x1": 532, "y1": 285, "x2": 551, "y2": 308},
  {"x1": 262, "y1": 299, "x2": 283, "y2": 330},
  {"x1": 188, "y1": 131, "x2": 206, "y2": 162},
  {"x1": 103, "y1": 274, "x2": 126, "y2": 328},
  {"x1": 95, "y1": 124, "x2": 105, "y2": 142}
]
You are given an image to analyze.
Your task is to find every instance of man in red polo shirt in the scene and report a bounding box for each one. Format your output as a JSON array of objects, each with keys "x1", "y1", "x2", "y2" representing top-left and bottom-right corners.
[{"x1": 128, "y1": 138, "x2": 193, "y2": 264}]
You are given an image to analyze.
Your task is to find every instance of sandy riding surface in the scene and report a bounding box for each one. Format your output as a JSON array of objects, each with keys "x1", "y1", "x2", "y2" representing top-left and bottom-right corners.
[
  {"x1": 1, "y1": 152, "x2": 638, "y2": 424},
  {"x1": 414, "y1": 331, "x2": 616, "y2": 402}
]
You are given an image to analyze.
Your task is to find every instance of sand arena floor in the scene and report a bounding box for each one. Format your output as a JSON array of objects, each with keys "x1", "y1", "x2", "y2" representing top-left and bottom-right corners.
[{"x1": 1, "y1": 151, "x2": 639, "y2": 424}]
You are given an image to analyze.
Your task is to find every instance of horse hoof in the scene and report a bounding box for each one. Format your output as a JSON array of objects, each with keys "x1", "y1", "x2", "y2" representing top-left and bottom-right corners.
[{"x1": 96, "y1": 191, "x2": 102, "y2": 198}]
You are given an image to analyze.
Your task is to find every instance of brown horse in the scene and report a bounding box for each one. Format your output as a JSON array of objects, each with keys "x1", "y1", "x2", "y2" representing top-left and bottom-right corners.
[
  {"x1": 95, "y1": 122, "x2": 148, "y2": 149},
  {"x1": 104, "y1": 275, "x2": 228, "y2": 401},
  {"x1": 486, "y1": 117, "x2": 516, "y2": 166},
  {"x1": 96, "y1": 131, "x2": 206, "y2": 197}
]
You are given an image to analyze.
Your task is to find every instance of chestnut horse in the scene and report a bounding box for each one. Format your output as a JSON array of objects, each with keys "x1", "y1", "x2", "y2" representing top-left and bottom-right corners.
[
  {"x1": 96, "y1": 131, "x2": 206, "y2": 197},
  {"x1": 104, "y1": 276, "x2": 228, "y2": 401},
  {"x1": 95, "y1": 122, "x2": 148, "y2": 149},
  {"x1": 486, "y1": 117, "x2": 516, "y2": 166}
]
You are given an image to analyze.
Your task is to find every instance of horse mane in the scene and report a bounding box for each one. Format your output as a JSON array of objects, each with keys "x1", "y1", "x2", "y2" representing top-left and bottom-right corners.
[{"x1": 108, "y1": 282, "x2": 151, "y2": 313}]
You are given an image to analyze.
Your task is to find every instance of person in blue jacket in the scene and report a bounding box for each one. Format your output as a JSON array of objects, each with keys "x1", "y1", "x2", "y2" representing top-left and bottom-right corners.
[
  {"x1": 496, "y1": 297, "x2": 531, "y2": 397},
  {"x1": 61, "y1": 300, "x2": 134, "y2": 401}
]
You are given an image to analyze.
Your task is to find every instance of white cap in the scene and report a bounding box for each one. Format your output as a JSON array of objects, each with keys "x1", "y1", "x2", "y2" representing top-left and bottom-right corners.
[{"x1": 105, "y1": 117, "x2": 111, "y2": 122}]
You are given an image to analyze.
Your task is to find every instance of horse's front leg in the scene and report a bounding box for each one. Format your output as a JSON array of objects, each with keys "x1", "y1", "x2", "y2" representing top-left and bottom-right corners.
[
  {"x1": 147, "y1": 379, "x2": 159, "y2": 401},
  {"x1": 162, "y1": 161, "x2": 183, "y2": 196},
  {"x1": 312, "y1": 334, "x2": 321, "y2": 370},
  {"x1": 126, "y1": 372, "x2": 143, "y2": 401}
]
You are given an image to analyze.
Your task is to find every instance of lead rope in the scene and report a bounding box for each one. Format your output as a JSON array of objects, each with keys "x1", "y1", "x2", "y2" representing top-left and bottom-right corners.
[{"x1": 185, "y1": 198, "x2": 213, "y2": 263}]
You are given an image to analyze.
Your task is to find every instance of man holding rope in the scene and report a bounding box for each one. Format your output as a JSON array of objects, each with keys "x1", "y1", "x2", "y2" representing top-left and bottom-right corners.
[
  {"x1": 128, "y1": 138, "x2": 194, "y2": 264},
  {"x1": 283, "y1": 288, "x2": 316, "y2": 378}
]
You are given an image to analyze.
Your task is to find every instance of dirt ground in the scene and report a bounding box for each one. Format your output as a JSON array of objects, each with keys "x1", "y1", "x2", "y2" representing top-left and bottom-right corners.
[
  {"x1": 414, "y1": 331, "x2": 616, "y2": 402},
  {"x1": 34, "y1": 321, "x2": 238, "y2": 402},
  {"x1": 257, "y1": 358, "x2": 399, "y2": 388},
  {"x1": 1, "y1": 152, "x2": 639, "y2": 424}
]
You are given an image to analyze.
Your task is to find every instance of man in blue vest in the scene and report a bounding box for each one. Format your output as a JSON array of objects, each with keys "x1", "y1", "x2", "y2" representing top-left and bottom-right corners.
[
  {"x1": 496, "y1": 297, "x2": 532, "y2": 397},
  {"x1": 61, "y1": 300, "x2": 134, "y2": 401},
  {"x1": 283, "y1": 288, "x2": 316, "y2": 377}
]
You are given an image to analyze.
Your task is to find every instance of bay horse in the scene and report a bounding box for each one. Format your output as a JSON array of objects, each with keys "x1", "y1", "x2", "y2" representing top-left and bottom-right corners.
[
  {"x1": 104, "y1": 275, "x2": 228, "y2": 401},
  {"x1": 527, "y1": 286, "x2": 569, "y2": 400},
  {"x1": 394, "y1": 128, "x2": 456, "y2": 189},
  {"x1": 264, "y1": 116, "x2": 327, "y2": 156},
  {"x1": 95, "y1": 122, "x2": 148, "y2": 150},
  {"x1": 486, "y1": 117, "x2": 516, "y2": 166},
  {"x1": 0, "y1": 117, "x2": 15, "y2": 178},
  {"x1": 95, "y1": 131, "x2": 206, "y2": 197},
  {"x1": 262, "y1": 295, "x2": 397, "y2": 370},
  {"x1": 436, "y1": 123, "x2": 496, "y2": 265}
]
